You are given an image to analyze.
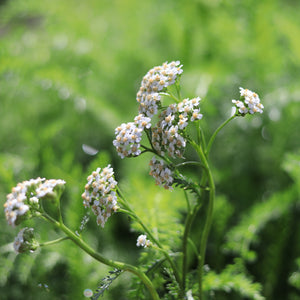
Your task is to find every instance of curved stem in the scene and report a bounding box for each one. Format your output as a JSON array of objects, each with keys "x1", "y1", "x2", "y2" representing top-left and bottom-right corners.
[
  {"x1": 206, "y1": 114, "x2": 236, "y2": 155},
  {"x1": 41, "y1": 213, "x2": 160, "y2": 300}
]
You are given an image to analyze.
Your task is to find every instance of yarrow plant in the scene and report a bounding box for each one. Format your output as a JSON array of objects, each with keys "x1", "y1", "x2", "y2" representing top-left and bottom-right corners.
[{"x1": 3, "y1": 61, "x2": 264, "y2": 300}]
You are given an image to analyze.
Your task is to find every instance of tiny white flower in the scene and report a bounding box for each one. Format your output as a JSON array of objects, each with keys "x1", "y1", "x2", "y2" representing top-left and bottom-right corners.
[{"x1": 136, "y1": 234, "x2": 151, "y2": 248}]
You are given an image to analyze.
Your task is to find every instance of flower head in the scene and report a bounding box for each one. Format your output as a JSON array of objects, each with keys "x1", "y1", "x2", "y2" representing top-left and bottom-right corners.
[
  {"x1": 152, "y1": 98, "x2": 202, "y2": 158},
  {"x1": 113, "y1": 114, "x2": 152, "y2": 159},
  {"x1": 82, "y1": 165, "x2": 118, "y2": 227},
  {"x1": 137, "y1": 61, "x2": 183, "y2": 118},
  {"x1": 13, "y1": 227, "x2": 39, "y2": 253},
  {"x1": 4, "y1": 178, "x2": 65, "y2": 226},
  {"x1": 232, "y1": 88, "x2": 264, "y2": 115},
  {"x1": 136, "y1": 234, "x2": 151, "y2": 248},
  {"x1": 149, "y1": 157, "x2": 174, "y2": 190}
]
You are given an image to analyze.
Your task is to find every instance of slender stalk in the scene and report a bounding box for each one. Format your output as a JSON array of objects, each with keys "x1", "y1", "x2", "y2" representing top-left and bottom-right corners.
[
  {"x1": 175, "y1": 161, "x2": 203, "y2": 169},
  {"x1": 182, "y1": 202, "x2": 202, "y2": 291},
  {"x1": 183, "y1": 190, "x2": 191, "y2": 213},
  {"x1": 39, "y1": 236, "x2": 69, "y2": 247},
  {"x1": 206, "y1": 114, "x2": 236, "y2": 155},
  {"x1": 189, "y1": 140, "x2": 215, "y2": 299},
  {"x1": 41, "y1": 213, "x2": 160, "y2": 300},
  {"x1": 197, "y1": 123, "x2": 207, "y2": 151}
]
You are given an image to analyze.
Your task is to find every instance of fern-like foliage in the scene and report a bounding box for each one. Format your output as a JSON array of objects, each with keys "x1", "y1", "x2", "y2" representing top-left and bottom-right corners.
[
  {"x1": 91, "y1": 268, "x2": 123, "y2": 300},
  {"x1": 224, "y1": 185, "x2": 299, "y2": 261},
  {"x1": 202, "y1": 261, "x2": 265, "y2": 300},
  {"x1": 173, "y1": 174, "x2": 202, "y2": 199}
]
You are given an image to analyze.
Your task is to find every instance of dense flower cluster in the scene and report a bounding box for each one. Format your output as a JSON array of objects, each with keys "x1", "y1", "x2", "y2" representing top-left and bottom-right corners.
[
  {"x1": 113, "y1": 61, "x2": 189, "y2": 160},
  {"x1": 82, "y1": 165, "x2": 118, "y2": 227},
  {"x1": 137, "y1": 61, "x2": 183, "y2": 118},
  {"x1": 149, "y1": 157, "x2": 174, "y2": 190},
  {"x1": 13, "y1": 227, "x2": 39, "y2": 253},
  {"x1": 136, "y1": 234, "x2": 151, "y2": 248},
  {"x1": 4, "y1": 178, "x2": 66, "y2": 226},
  {"x1": 113, "y1": 114, "x2": 151, "y2": 159},
  {"x1": 232, "y1": 87, "x2": 264, "y2": 115},
  {"x1": 152, "y1": 97, "x2": 202, "y2": 158}
]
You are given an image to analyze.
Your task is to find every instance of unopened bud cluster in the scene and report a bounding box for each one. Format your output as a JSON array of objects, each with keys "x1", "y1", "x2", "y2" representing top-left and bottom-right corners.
[
  {"x1": 149, "y1": 157, "x2": 174, "y2": 190},
  {"x1": 82, "y1": 165, "x2": 118, "y2": 228},
  {"x1": 13, "y1": 227, "x2": 39, "y2": 253},
  {"x1": 4, "y1": 178, "x2": 66, "y2": 226},
  {"x1": 232, "y1": 87, "x2": 264, "y2": 115}
]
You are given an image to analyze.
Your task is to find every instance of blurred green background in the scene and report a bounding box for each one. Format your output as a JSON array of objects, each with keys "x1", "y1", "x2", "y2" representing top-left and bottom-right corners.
[{"x1": 0, "y1": 0, "x2": 300, "y2": 299}]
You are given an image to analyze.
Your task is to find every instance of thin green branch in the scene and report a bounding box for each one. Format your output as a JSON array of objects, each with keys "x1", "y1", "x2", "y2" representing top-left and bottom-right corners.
[
  {"x1": 182, "y1": 202, "x2": 202, "y2": 291},
  {"x1": 206, "y1": 114, "x2": 236, "y2": 155},
  {"x1": 190, "y1": 141, "x2": 215, "y2": 299},
  {"x1": 175, "y1": 161, "x2": 203, "y2": 169},
  {"x1": 39, "y1": 236, "x2": 69, "y2": 247},
  {"x1": 184, "y1": 190, "x2": 191, "y2": 213}
]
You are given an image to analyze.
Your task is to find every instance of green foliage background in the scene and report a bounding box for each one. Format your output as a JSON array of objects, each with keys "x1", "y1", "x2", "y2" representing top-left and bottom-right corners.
[{"x1": 0, "y1": 0, "x2": 299, "y2": 299}]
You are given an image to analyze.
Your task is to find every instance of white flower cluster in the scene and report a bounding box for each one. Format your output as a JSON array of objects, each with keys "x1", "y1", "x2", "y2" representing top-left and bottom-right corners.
[
  {"x1": 113, "y1": 114, "x2": 151, "y2": 159},
  {"x1": 136, "y1": 234, "x2": 151, "y2": 248},
  {"x1": 232, "y1": 87, "x2": 264, "y2": 115},
  {"x1": 113, "y1": 61, "x2": 186, "y2": 160},
  {"x1": 137, "y1": 61, "x2": 183, "y2": 118},
  {"x1": 152, "y1": 97, "x2": 203, "y2": 158},
  {"x1": 13, "y1": 227, "x2": 39, "y2": 253},
  {"x1": 4, "y1": 178, "x2": 66, "y2": 226},
  {"x1": 81, "y1": 165, "x2": 118, "y2": 228},
  {"x1": 149, "y1": 157, "x2": 174, "y2": 190}
]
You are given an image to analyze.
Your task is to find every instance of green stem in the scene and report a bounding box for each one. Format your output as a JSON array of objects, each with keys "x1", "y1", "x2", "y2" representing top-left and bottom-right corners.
[
  {"x1": 197, "y1": 122, "x2": 207, "y2": 151},
  {"x1": 41, "y1": 213, "x2": 159, "y2": 300},
  {"x1": 39, "y1": 236, "x2": 69, "y2": 247},
  {"x1": 175, "y1": 161, "x2": 203, "y2": 169},
  {"x1": 190, "y1": 141, "x2": 215, "y2": 299},
  {"x1": 117, "y1": 205, "x2": 183, "y2": 292},
  {"x1": 182, "y1": 202, "x2": 202, "y2": 292},
  {"x1": 206, "y1": 114, "x2": 236, "y2": 155},
  {"x1": 184, "y1": 190, "x2": 191, "y2": 213}
]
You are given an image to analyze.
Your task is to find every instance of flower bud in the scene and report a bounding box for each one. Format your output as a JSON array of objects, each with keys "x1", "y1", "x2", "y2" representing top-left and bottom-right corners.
[{"x1": 13, "y1": 227, "x2": 39, "y2": 253}]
